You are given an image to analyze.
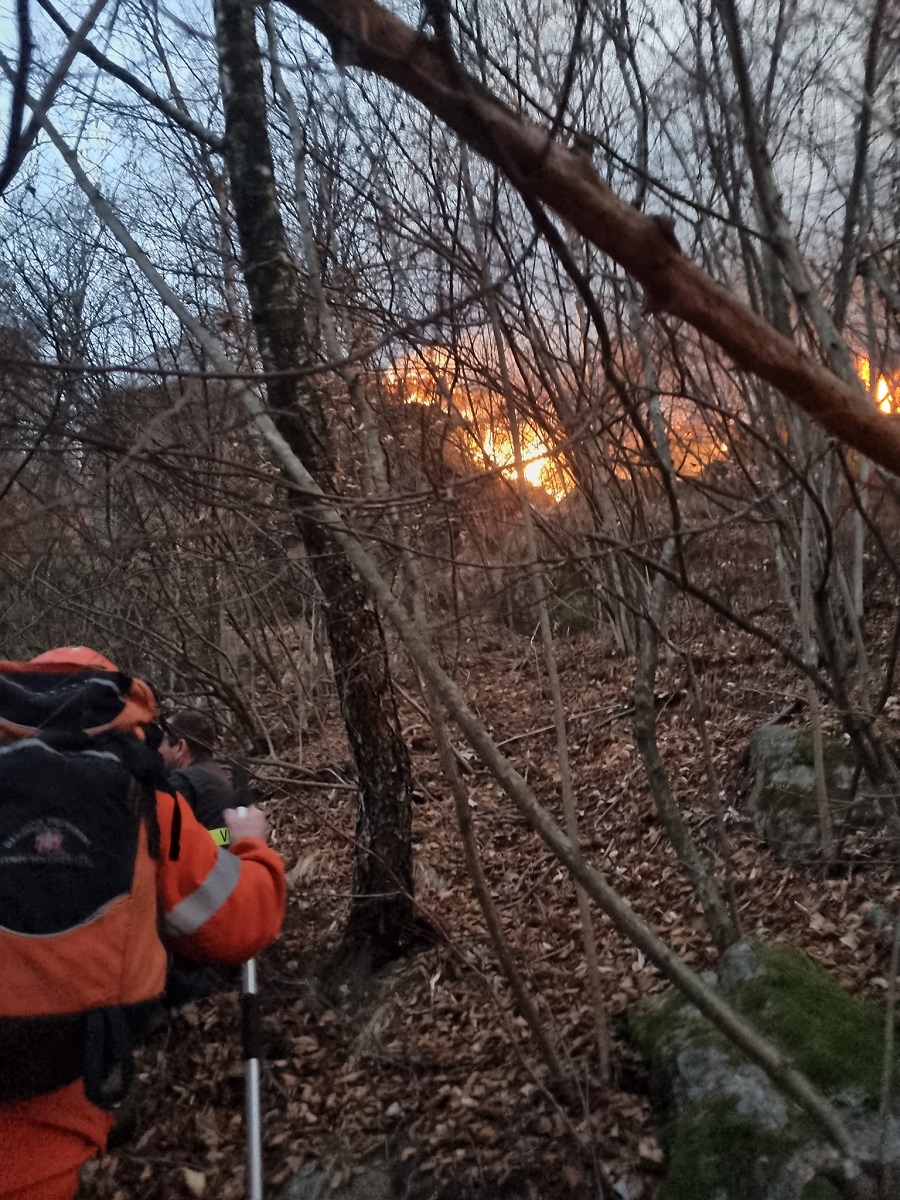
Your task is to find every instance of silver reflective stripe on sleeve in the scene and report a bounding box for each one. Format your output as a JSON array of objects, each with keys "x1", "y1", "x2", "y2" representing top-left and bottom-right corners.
[{"x1": 164, "y1": 846, "x2": 241, "y2": 937}]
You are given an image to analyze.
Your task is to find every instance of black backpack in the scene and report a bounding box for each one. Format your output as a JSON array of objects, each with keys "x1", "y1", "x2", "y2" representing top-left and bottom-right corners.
[{"x1": 0, "y1": 662, "x2": 169, "y2": 1106}]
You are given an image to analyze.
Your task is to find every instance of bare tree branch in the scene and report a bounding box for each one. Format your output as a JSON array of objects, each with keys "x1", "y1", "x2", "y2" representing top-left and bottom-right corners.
[
  {"x1": 0, "y1": 0, "x2": 110, "y2": 187},
  {"x1": 0, "y1": 0, "x2": 34, "y2": 195},
  {"x1": 35, "y1": 0, "x2": 223, "y2": 152},
  {"x1": 833, "y1": 0, "x2": 890, "y2": 330}
]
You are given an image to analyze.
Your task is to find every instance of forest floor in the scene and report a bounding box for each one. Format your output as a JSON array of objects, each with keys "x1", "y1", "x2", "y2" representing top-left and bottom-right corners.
[{"x1": 82, "y1": 607, "x2": 900, "y2": 1200}]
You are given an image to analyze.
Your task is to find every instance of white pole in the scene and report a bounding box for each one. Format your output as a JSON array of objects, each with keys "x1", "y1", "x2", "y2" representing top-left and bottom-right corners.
[{"x1": 236, "y1": 809, "x2": 264, "y2": 1200}]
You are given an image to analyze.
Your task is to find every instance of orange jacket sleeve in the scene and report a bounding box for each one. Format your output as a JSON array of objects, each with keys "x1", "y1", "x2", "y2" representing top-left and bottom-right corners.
[{"x1": 154, "y1": 789, "x2": 286, "y2": 965}]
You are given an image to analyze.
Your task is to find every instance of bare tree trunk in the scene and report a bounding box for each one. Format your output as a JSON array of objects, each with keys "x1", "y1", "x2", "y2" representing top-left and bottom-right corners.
[
  {"x1": 630, "y1": 306, "x2": 737, "y2": 952},
  {"x1": 264, "y1": 7, "x2": 387, "y2": 497},
  {"x1": 635, "y1": 547, "x2": 738, "y2": 954},
  {"x1": 880, "y1": 911, "x2": 900, "y2": 1185},
  {"x1": 852, "y1": 458, "x2": 870, "y2": 625},
  {"x1": 855, "y1": 273, "x2": 882, "y2": 627},
  {"x1": 713, "y1": 0, "x2": 856, "y2": 383},
  {"x1": 213, "y1": 0, "x2": 420, "y2": 971},
  {"x1": 832, "y1": 0, "x2": 888, "y2": 331},
  {"x1": 800, "y1": 491, "x2": 835, "y2": 862},
  {"x1": 682, "y1": 651, "x2": 744, "y2": 940}
]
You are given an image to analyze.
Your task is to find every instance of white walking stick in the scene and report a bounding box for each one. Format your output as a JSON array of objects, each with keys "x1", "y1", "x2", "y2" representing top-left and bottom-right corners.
[{"x1": 236, "y1": 806, "x2": 264, "y2": 1200}]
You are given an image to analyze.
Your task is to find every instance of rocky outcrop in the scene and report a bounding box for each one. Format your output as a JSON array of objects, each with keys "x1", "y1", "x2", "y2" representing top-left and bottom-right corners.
[
  {"x1": 747, "y1": 727, "x2": 882, "y2": 861},
  {"x1": 629, "y1": 940, "x2": 899, "y2": 1200}
]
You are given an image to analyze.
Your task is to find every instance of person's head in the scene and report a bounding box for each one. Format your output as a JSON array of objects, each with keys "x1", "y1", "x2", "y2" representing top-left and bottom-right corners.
[{"x1": 160, "y1": 710, "x2": 217, "y2": 770}]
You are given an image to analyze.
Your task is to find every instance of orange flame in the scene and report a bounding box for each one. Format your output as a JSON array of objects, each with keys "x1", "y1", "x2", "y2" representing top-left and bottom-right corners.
[
  {"x1": 386, "y1": 352, "x2": 571, "y2": 502},
  {"x1": 858, "y1": 355, "x2": 899, "y2": 414},
  {"x1": 383, "y1": 348, "x2": 452, "y2": 406},
  {"x1": 477, "y1": 426, "x2": 570, "y2": 502}
]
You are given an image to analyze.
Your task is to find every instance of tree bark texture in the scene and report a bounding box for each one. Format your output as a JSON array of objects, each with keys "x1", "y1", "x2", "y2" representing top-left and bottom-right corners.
[
  {"x1": 278, "y1": 0, "x2": 900, "y2": 478},
  {"x1": 214, "y1": 0, "x2": 417, "y2": 968}
]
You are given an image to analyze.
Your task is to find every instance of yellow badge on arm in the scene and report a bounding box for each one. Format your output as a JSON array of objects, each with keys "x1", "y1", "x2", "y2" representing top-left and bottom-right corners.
[{"x1": 209, "y1": 826, "x2": 231, "y2": 847}]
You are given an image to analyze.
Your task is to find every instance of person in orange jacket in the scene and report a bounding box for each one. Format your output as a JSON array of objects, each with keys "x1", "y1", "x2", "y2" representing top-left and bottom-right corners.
[{"x1": 0, "y1": 648, "x2": 287, "y2": 1200}]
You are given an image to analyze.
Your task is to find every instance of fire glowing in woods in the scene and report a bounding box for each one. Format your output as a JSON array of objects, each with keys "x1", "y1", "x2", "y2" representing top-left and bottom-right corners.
[
  {"x1": 385, "y1": 352, "x2": 571, "y2": 502},
  {"x1": 858, "y1": 355, "x2": 899, "y2": 414},
  {"x1": 478, "y1": 427, "x2": 570, "y2": 501},
  {"x1": 386, "y1": 351, "x2": 898, "y2": 499}
]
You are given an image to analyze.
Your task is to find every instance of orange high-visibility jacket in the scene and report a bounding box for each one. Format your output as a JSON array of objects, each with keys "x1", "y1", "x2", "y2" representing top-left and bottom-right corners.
[{"x1": 0, "y1": 787, "x2": 286, "y2": 1200}]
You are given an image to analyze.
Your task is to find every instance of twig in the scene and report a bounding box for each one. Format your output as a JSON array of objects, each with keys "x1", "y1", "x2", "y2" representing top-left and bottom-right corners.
[
  {"x1": 243, "y1": 755, "x2": 358, "y2": 791},
  {"x1": 496, "y1": 705, "x2": 632, "y2": 748}
]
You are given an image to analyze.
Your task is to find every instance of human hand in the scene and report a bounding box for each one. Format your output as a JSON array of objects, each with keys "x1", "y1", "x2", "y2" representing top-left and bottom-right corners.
[{"x1": 224, "y1": 805, "x2": 268, "y2": 843}]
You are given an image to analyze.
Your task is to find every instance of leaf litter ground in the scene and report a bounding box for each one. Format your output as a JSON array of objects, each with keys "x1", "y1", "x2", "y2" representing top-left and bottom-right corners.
[{"x1": 81, "y1": 618, "x2": 900, "y2": 1200}]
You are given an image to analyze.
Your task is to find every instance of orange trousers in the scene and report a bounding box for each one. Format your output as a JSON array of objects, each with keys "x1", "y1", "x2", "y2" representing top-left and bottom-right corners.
[{"x1": 0, "y1": 1082, "x2": 113, "y2": 1200}]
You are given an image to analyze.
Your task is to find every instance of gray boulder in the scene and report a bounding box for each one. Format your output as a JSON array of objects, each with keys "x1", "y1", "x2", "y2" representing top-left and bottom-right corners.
[{"x1": 629, "y1": 939, "x2": 900, "y2": 1200}]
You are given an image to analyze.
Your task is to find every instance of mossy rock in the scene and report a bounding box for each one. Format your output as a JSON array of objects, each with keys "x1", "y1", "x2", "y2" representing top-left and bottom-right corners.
[
  {"x1": 664, "y1": 1103, "x2": 801, "y2": 1200},
  {"x1": 726, "y1": 943, "x2": 888, "y2": 1097},
  {"x1": 747, "y1": 726, "x2": 882, "y2": 861},
  {"x1": 629, "y1": 940, "x2": 900, "y2": 1200}
]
